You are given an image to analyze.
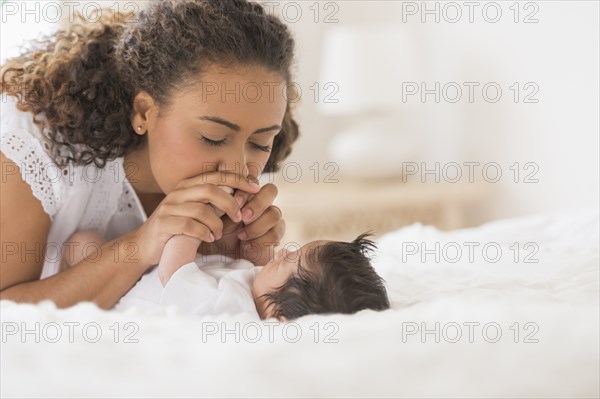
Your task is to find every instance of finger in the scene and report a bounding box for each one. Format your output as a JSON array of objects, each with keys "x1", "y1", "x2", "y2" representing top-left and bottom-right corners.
[
  {"x1": 238, "y1": 207, "x2": 283, "y2": 241},
  {"x1": 220, "y1": 213, "x2": 243, "y2": 236},
  {"x1": 166, "y1": 215, "x2": 217, "y2": 243},
  {"x1": 169, "y1": 184, "x2": 243, "y2": 224},
  {"x1": 233, "y1": 189, "x2": 251, "y2": 210},
  {"x1": 175, "y1": 171, "x2": 261, "y2": 194},
  {"x1": 208, "y1": 186, "x2": 236, "y2": 217},
  {"x1": 234, "y1": 193, "x2": 255, "y2": 215},
  {"x1": 161, "y1": 202, "x2": 224, "y2": 239},
  {"x1": 240, "y1": 183, "x2": 278, "y2": 224}
]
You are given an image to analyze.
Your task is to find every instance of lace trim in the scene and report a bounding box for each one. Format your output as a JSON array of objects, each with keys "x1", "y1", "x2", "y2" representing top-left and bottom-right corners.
[
  {"x1": 1, "y1": 128, "x2": 65, "y2": 220},
  {"x1": 119, "y1": 178, "x2": 148, "y2": 221},
  {"x1": 78, "y1": 157, "x2": 127, "y2": 233}
]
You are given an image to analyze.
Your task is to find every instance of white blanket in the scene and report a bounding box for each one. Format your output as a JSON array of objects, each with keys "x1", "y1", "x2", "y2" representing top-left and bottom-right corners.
[{"x1": 2, "y1": 209, "x2": 598, "y2": 398}]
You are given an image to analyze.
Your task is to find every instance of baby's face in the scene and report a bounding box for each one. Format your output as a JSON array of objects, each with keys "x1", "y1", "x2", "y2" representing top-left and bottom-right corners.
[{"x1": 252, "y1": 240, "x2": 330, "y2": 319}]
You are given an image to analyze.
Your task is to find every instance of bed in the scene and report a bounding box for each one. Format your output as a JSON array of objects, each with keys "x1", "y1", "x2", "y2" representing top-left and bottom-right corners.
[{"x1": 2, "y1": 209, "x2": 598, "y2": 398}]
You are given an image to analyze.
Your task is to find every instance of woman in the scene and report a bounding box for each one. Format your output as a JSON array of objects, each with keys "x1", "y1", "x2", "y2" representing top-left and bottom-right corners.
[{"x1": 0, "y1": 0, "x2": 299, "y2": 309}]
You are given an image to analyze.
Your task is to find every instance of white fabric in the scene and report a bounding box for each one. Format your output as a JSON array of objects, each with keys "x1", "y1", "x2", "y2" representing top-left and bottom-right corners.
[
  {"x1": 113, "y1": 255, "x2": 261, "y2": 318},
  {"x1": 1, "y1": 209, "x2": 598, "y2": 398},
  {"x1": 0, "y1": 94, "x2": 148, "y2": 278}
]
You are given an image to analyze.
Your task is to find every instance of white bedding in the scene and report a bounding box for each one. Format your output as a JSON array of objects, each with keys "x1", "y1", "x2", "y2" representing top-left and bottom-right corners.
[{"x1": 1, "y1": 209, "x2": 598, "y2": 398}]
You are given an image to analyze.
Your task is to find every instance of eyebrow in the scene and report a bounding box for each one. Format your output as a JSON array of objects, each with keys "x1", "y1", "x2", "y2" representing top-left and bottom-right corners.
[{"x1": 197, "y1": 116, "x2": 281, "y2": 135}]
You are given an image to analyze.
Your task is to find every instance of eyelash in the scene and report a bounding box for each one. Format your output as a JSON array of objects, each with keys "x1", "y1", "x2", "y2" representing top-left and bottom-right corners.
[{"x1": 200, "y1": 136, "x2": 272, "y2": 153}]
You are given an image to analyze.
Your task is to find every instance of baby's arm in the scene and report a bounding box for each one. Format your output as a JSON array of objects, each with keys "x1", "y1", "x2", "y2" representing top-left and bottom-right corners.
[
  {"x1": 60, "y1": 231, "x2": 198, "y2": 287},
  {"x1": 157, "y1": 185, "x2": 234, "y2": 286},
  {"x1": 157, "y1": 235, "x2": 201, "y2": 286}
]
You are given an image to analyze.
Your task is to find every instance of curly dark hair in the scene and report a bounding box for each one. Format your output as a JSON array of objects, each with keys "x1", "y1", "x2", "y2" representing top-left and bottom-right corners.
[
  {"x1": 261, "y1": 233, "x2": 391, "y2": 320},
  {"x1": 0, "y1": 0, "x2": 299, "y2": 172}
]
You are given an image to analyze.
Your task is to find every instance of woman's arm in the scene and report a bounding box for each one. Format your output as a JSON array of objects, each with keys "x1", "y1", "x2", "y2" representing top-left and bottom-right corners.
[
  {"x1": 0, "y1": 231, "x2": 150, "y2": 309},
  {"x1": 61, "y1": 231, "x2": 202, "y2": 288},
  {"x1": 0, "y1": 153, "x2": 151, "y2": 309},
  {"x1": 60, "y1": 231, "x2": 105, "y2": 271}
]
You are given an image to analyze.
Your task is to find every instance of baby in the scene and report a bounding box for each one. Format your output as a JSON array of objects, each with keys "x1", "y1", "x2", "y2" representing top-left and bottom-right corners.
[{"x1": 60, "y1": 190, "x2": 390, "y2": 320}]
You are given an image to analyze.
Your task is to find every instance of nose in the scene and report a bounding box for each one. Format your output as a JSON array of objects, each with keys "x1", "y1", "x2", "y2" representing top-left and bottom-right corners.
[
  {"x1": 217, "y1": 148, "x2": 249, "y2": 179},
  {"x1": 280, "y1": 248, "x2": 300, "y2": 262}
]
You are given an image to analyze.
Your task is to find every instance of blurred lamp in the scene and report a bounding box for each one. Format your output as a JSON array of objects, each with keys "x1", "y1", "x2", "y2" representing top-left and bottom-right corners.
[{"x1": 318, "y1": 25, "x2": 423, "y2": 179}]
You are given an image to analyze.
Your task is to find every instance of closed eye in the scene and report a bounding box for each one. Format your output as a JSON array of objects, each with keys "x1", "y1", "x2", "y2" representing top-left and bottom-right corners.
[
  {"x1": 200, "y1": 136, "x2": 227, "y2": 147},
  {"x1": 251, "y1": 143, "x2": 272, "y2": 153},
  {"x1": 200, "y1": 136, "x2": 271, "y2": 152}
]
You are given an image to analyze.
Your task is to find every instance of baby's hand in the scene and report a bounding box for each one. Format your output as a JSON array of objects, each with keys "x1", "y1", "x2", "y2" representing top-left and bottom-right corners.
[{"x1": 157, "y1": 185, "x2": 235, "y2": 286}]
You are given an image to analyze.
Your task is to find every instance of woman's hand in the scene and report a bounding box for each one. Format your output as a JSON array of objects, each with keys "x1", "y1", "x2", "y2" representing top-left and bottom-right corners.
[
  {"x1": 199, "y1": 183, "x2": 285, "y2": 266},
  {"x1": 126, "y1": 171, "x2": 261, "y2": 269}
]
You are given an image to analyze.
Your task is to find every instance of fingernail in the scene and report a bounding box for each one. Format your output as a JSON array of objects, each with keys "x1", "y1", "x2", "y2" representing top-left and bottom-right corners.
[
  {"x1": 242, "y1": 208, "x2": 253, "y2": 223},
  {"x1": 236, "y1": 210, "x2": 242, "y2": 222},
  {"x1": 237, "y1": 229, "x2": 248, "y2": 240},
  {"x1": 208, "y1": 233, "x2": 215, "y2": 242},
  {"x1": 249, "y1": 179, "x2": 260, "y2": 188}
]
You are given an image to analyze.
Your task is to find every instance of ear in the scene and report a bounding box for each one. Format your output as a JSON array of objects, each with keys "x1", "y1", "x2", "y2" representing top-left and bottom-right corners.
[{"x1": 131, "y1": 91, "x2": 157, "y2": 135}]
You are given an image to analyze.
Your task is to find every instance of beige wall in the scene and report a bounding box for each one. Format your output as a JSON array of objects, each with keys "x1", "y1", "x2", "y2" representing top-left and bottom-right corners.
[
  {"x1": 279, "y1": 1, "x2": 599, "y2": 223},
  {"x1": 3, "y1": 1, "x2": 597, "y2": 226}
]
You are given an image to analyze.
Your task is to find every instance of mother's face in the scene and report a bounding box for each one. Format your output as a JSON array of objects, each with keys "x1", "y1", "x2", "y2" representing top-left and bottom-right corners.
[{"x1": 134, "y1": 64, "x2": 288, "y2": 194}]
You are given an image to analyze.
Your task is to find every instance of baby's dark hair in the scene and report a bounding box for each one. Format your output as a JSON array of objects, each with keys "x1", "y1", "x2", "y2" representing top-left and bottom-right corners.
[{"x1": 261, "y1": 233, "x2": 390, "y2": 320}]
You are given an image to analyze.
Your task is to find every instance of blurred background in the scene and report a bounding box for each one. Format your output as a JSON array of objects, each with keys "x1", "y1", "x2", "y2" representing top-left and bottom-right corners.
[{"x1": 2, "y1": 0, "x2": 598, "y2": 245}]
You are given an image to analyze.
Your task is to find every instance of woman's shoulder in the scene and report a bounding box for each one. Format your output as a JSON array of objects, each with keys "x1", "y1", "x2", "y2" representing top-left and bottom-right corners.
[
  {"x1": 1, "y1": 93, "x2": 59, "y2": 163},
  {"x1": 1, "y1": 95, "x2": 65, "y2": 218},
  {"x1": 0, "y1": 94, "x2": 126, "y2": 221},
  {"x1": 1, "y1": 94, "x2": 47, "y2": 143}
]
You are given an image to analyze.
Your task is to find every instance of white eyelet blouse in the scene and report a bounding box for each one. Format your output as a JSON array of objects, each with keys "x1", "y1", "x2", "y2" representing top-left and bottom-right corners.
[{"x1": 1, "y1": 94, "x2": 148, "y2": 279}]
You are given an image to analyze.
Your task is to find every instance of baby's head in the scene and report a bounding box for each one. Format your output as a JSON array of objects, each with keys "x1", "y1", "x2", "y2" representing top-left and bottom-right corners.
[{"x1": 252, "y1": 233, "x2": 390, "y2": 320}]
